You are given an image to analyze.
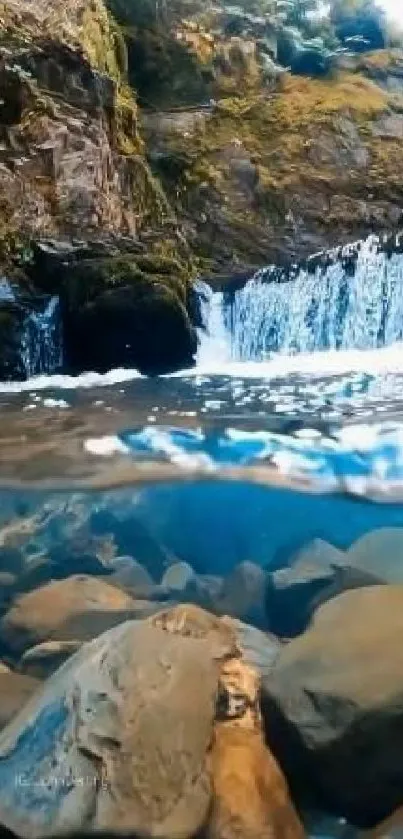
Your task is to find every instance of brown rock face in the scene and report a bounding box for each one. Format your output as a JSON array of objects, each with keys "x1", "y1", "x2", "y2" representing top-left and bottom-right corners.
[
  {"x1": 263, "y1": 586, "x2": 403, "y2": 828},
  {"x1": 0, "y1": 0, "x2": 168, "y2": 242}
]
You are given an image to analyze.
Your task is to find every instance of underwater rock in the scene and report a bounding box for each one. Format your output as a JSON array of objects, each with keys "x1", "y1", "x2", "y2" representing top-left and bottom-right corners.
[
  {"x1": 208, "y1": 655, "x2": 305, "y2": 839},
  {"x1": 20, "y1": 640, "x2": 83, "y2": 679},
  {"x1": 161, "y1": 561, "x2": 197, "y2": 592},
  {"x1": 347, "y1": 528, "x2": 403, "y2": 583},
  {"x1": 181, "y1": 574, "x2": 225, "y2": 613},
  {"x1": 222, "y1": 617, "x2": 282, "y2": 680},
  {"x1": 0, "y1": 575, "x2": 138, "y2": 654},
  {"x1": 152, "y1": 604, "x2": 305, "y2": 839},
  {"x1": 0, "y1": 601, "x2": 305, "y2": 839},
  {"x1": 266, "y1": 540, "x2": 382, "y2": 637},
  {"x1": 263, "y1": 585, "x2": 403, "y2": 828},
  {"x1": 107, "y1": 557, "x2": 155, "y2": 597},
  {"x1": 0, "y1": 617, "x2": 219, "y2": 839},
  {"x1": 215, "y1": 561, "x2": 269, "y2": 629},
  {"x1": 0, "y1": 671, "x2": 40, "y2": 730}
]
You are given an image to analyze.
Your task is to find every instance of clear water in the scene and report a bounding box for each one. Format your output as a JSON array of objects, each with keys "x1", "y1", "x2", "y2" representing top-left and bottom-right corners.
[{"x1": 0, "y1": 234, "x2": 403, "y2": 836}]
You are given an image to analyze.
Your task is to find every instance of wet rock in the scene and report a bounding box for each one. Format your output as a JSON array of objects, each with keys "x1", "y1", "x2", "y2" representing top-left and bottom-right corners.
[
  {"x1": 161, "y1": 561, "x2": 197, "y2": 592},
  {"x1": 208, "y1": 654, "x2": 305, "y2": 839},
  {"x1": 153, "y1": 604, "x2": 305, "y2": 839},
  {"x1": 0, "y1": 614, "x2": 220, "y2": 838},
  {"x1": 0, "y1": 602, "x2": 304, "y2": 839},
  {"x1": 69, "y1": 279, "x2": 197, "y2": 376},
  {"x1": 89, "y1": 507, "x2": 174, "y2": 582},
  {"x1": 0, "y1": 671, "x2": 40, "y2": 730},
  {"x1": 222, "y1": 616, "x2": 282, "y2": 680},
  {"x1": 347, "y1": 528, "x2": 403, "y2": 583},
  {"x1": 266, "y1": 539, "x2": 381, "y2": 637},
  {"x1": 288, "y1": 538, "x2": 346, "y2": 568},
  {"x1": 216, "y1": 561, "x2": 268, "y2": 629},
  {"x1": 0, "y1": 572, "x2": 17, "y2": 589},
  {"x1": 107, "y1": 557, "x2": 155, "y2": 597},
  {"x1": 263, "y1": 586, "x2": 403, "y2": 828},
  {"x1": 20, "y1": 640, "x2": 82, "y2": 679},
  {"x1": 0, "y1": 574, "x2": 138, "y2": 654},
  {"x1": 182, "y1": 573, "x2": 224, "y2": 612},
  {"x1": 151, "y1": 602, "x2": 238, "y2": 658}
]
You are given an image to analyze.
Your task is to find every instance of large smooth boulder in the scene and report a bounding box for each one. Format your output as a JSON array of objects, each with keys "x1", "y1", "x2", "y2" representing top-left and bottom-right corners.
[
  {"x1": 266, "y1": 539, "x2": 381, "y2": 637},
  {"x1": 161, "y1": 561, "x2": 197, "y2": 593},
  {"x1": 347, "y1": 528, "x2": 403, "y2": 583},
  {"x1": 0, "y1": 618, "x2": 219, "y2": 838},
  {"x1": 263, "y1": 586, "x2": 403, "y2": 828},
  {"x1": 0, "y1": 603, "x2": 304, "y2": 839},
  {"x1": 0, "y1": 575, "x2": 155, "y2": 654},
  {"x1": 107, "y1": 557, "x2": 156, "y2": 598}
]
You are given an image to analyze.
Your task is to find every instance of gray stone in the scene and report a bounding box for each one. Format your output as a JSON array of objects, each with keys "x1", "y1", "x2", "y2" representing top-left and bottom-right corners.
[
  {"x1": 216, "y1": 561, "x2": 268, "y2": 629},
  {"x1": 1, "y1": 575, "x2": 138, "y2": 654},
  {"x1": 264, "y1": 586, "x2": 403, "y2": 828},
  {"x1": 347, "y1": 528, "x2": 403, "y2": 582},
  {"x1": 265, "y1": 539, "x2": 380, "y2": 637},
  {"x1": 161, "y1": 561, "x2": 197, "y2": 592}
]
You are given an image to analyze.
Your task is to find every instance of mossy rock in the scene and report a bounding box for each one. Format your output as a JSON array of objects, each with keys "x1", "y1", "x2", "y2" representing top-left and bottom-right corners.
[
  {"x1": 67, "y1": 277, "x2": 197, "y2": 375},
  {"x1": 0, "y1": 304, "x2": 26, "y2": 380}
]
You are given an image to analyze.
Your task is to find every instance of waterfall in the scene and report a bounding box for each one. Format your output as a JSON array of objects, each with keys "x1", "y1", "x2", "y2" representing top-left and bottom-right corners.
[
  {"x1": 0, "y1": 280, "x2": 63, "y2": 380},
  {"x1": 21, "y1": 296, "x2": 63, "y2": 378},
  {"x1": 197, "y1": 235, "x2": 403, "y2": 363}
]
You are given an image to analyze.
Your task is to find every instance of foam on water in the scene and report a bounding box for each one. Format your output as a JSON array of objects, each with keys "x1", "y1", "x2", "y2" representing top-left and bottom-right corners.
[
  {"x1": 0, "y1": 367, "x2": 143, "y2": 393},
  {"x1": 0, "y1": 343, "x2": 403, "y2": 395},
  {"x1": 77, "y1": 419, "x2": 403, "y2": 499}
]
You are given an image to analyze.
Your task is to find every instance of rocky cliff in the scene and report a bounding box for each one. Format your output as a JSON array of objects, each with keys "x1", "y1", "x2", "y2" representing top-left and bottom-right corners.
[
  {"x1": 144, "y1": 50, "x2": 403, "y2": 274},
  {"x1": 0, "y1": 0, "x2": 402, "y2": 374}
]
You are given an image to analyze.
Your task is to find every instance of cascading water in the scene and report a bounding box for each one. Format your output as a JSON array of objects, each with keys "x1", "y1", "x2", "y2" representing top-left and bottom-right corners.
[
  {"x1": 0, "y1": 278, "x2": 62, "y2": 380},
  {"x1": 20, "y1": 295, "x2": 63, "y2": 378},
  {"x1": 197, "y1": 235, "x2": 403, "y2": 362}
]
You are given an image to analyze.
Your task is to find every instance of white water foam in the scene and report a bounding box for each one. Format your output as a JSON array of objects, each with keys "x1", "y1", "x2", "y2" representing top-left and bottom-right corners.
[
  {"x1": 0, "y1": 343, "x2": 402, "y2": 394},
  {"x1": 0, "y1": 367, "x2": 143, "y2": 393},
  {"x1": 82, "y1": 420, "x2": 403, "y2": 498}
]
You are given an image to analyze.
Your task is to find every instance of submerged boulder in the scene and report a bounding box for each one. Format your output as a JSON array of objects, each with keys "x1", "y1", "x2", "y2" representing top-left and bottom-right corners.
[
  {"x1": 0, "y1": 618, "x2": 218, "y2": 838},
  {"x1": 0, "y1": 603, "x2": 304, "y2": 839},
  {"x1": 263, "y1": 585, "x2": 403, "y2": 828},
  {"x1": 215, "y1": 561, "x2": 269, "y2": 629},
  {"x1": 161, "y1": 561, "x2": 197, "y2": 593},
  {"x1": 347, "y1": 528, "x2": 403, "y2": 583},
  {"x1": 266, "y1": 539, "x2": 381, "y2": 637},
  {"x1": 0, "y1": 574, "x2": 147, "y2": 654}
]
